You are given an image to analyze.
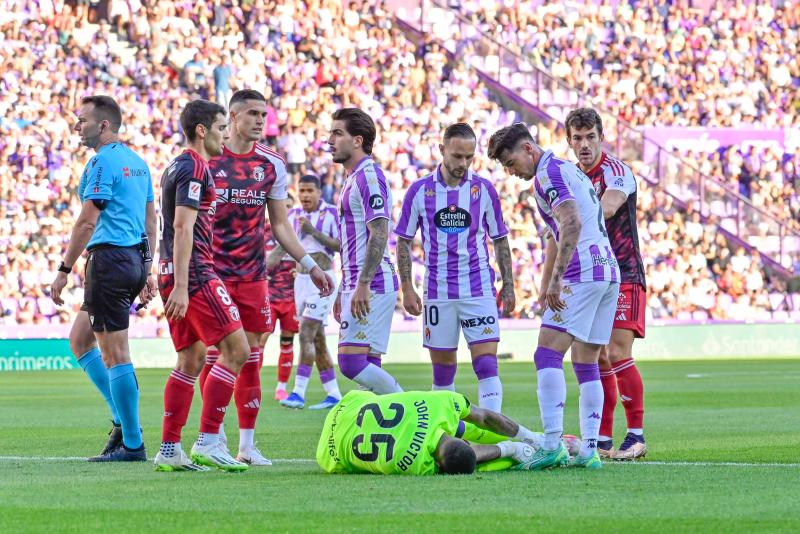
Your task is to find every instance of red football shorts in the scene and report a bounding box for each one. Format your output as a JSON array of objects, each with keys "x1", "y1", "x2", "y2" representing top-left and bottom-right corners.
[
  {"x1": 265, "y1": 299, "x2": 299, "y2": 334},
  {"x1": 160, "y1": 278, "x2": 243, "y2": 352},
  {"x1": 225, "y1": 280, "x2": 272, "y2": 334},
  {"x1": 613, "y1": 283, "x2": 646, "y2": 338}
]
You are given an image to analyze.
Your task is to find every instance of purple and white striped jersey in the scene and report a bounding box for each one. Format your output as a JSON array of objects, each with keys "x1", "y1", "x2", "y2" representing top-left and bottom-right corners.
[
  {"x1": 337, "y1": 157, "x2": 399, "y2": 293},
  {"x1": 533, "y1": 150, "x2": 619, "y2": 283},
  {"x1": 288, "y1": 200, "x2": 339, "y2": 259},
  {"x1": 395, "y1": 167, "x2": 509, "y2": 300}
]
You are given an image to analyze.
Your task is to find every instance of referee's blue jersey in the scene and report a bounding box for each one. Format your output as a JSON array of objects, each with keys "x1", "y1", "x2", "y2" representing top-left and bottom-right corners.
[{"x1": 78, "y1": 143, "x2": 153, "y2": 248}]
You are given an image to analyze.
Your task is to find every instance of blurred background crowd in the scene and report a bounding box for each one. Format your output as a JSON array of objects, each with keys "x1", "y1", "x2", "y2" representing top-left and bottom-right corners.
[{"x1": 0, "y1": 0, "x2": 798, "y2": 331}]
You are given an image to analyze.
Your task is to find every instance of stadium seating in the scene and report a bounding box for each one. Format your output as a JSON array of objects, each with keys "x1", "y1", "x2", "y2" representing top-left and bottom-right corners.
[{"x1": 0, "y1": 0, "x2": 795, "y2": 328}]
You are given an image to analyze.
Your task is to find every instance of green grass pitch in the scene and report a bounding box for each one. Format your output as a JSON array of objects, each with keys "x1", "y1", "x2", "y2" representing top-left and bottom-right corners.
[{"x1": 1, "y1": 359, "x2": 798, "y2": 533}]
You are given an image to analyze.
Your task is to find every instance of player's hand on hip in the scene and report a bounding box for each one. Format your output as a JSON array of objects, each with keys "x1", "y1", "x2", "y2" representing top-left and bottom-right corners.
[
  {"x1": 50, "y1": 271, "x2": 68, "y2": 306},
  {"x1": 310, "y1": 266, "x2": 334, "y2": 296},
  {"x1": 165, "y1": 286, "x2": 189, "y2": 321},
  {"x1": 498, "y1": 283, "x2": 516, "y2": 317},
  {"x1": 401, "y1": 285, "x2": 422, "y2": 316},
  {"x1": 545, "y1": 278, "x2": 566, "y2": 312},
  {"x1": 351, "y1": 282, "x2": 371, "y2": 320},
  {"x1": 333, "y1": 291, "x2": 342, "y2": 323}
]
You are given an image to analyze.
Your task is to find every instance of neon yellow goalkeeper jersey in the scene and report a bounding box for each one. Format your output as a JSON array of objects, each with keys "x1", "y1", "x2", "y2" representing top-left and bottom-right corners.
[{"x1": 316, "y1": 390, "x2": 471, "y2": 475}]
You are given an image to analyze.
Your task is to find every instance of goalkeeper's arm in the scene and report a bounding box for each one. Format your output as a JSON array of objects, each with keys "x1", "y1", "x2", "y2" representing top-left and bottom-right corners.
[{"x1": 463, "y1": 406, "x2": 540, "y2": 445}]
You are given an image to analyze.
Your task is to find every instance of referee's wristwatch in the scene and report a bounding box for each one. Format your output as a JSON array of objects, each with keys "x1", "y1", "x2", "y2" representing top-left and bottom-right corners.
[{"x1": 58, "y1": 262, "x2": 72, "y2": 274}]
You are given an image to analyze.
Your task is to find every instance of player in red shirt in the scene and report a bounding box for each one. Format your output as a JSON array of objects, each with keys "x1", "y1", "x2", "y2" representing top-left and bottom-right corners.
[
  {"x1": 154, "y1": 99, "x2": 251, "y2": 472},
  {"x1": 565, "y1": 108, "x2": 647, "y2": 459},
  {"x1": 198, "y1": 89, "x2": 334, "y2": 463},
  {"x1": 262, "y1": 214, "x2": 300, "y2": 401}
]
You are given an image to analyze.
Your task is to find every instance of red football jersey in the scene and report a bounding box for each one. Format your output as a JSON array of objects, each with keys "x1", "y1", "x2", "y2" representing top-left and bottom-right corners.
[
  {"x1": 585, "y1": 152, "x2": 646, "y2": 288},
  {"x1": 208, "y1": 142, "x2": 288, "y2": 282},
  {"x1": 158, "y1": 149, "x2": 218, "y2": 296}
]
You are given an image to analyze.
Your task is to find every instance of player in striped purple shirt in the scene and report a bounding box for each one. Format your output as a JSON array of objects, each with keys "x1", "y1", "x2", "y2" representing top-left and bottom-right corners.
[
  {"x1": 488, "y1": 123, "x2": 620, "y2": 471},
  {"x1": 328, "y1": 108, "x2": 403, "y2": 394},
  {"x1": 279, "y1": 175, "x2": 342, "y2": 410},
  {"x1": 395, "y1": 123, "x2": 514, "y2": 412}
]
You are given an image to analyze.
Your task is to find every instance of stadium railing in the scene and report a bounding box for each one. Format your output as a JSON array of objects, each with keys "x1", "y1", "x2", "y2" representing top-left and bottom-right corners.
[{"x1": 401, "y1": 0, "x2": 798, "y2": 272}]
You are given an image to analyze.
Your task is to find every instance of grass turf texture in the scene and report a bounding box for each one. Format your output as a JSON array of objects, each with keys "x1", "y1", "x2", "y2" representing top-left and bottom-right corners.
[{"x1": 1, "y1": 359, "x2": 798, "y2": 533}]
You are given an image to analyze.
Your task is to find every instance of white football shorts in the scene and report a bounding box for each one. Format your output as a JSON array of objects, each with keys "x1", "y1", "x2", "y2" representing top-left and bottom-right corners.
[
  {"x1": 541, "y1": 280, "x2": 620, "y2": 345},
  {"x1": 338, "y1": 290, "x2": 397, "y2": 355}
]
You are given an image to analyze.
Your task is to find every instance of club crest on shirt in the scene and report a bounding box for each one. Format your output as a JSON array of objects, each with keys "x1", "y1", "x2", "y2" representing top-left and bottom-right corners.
[
  {"x1": 593, "y1": 181, "x2": 603, "y2": 195},
  {"x1": 470, "y1": 184, "x2": 480, "y2": 200},
  {"x1": 253, "y1": 166, "x2": 265, "y2": 182}
]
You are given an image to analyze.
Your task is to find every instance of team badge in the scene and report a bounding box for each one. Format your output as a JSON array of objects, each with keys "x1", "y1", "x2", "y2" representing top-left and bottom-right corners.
[
  {"x1": 229, "y1": 306, "x2": 240, "y2": 322},
  {"x1": 594, "y1": 182, "x2": 603, "y2": 195},
  {"x1": 470, "y1": 184, "x2": 480, "y2": 200},
  {"x1": 425, "y1": 327, "x2": 431, "y2": 340},
  {"x1": 253, "y1": 166, "x2": 265, "y2": 182}
]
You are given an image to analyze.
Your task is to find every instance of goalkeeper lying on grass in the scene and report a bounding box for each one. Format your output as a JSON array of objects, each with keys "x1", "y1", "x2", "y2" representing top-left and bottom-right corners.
[{"x1": 317, "y1": 390, "x2": 578, "y2": 475}]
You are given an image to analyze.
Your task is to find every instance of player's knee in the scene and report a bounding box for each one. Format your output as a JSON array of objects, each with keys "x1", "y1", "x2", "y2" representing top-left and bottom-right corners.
[
  {"x1": 280, "y1": 335, "x2": 294, "y2": 347},
  {"x1": 437, "y1": 439, "x2": 476, "y2": 475}
]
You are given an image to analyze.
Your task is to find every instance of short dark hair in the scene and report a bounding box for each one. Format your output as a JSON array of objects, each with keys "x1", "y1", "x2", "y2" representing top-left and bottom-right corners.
[
  {"x1": 439, "y1": 439, "x2": 477, "y2": 475},
  {"x1": 229, "y1": 89, "x2": 266, "y2": 108},
  {"x1": 80, "y1": 95, "x2": 122, "y2": 132},
  {"x1": 332, "y1": 108, "x2": 376, "y2": 155},
  {"x1": 180, "y1": 99, "x2": 226, "y2": 143},
  {"x1": 565, "y1": 107, "x2": 604, "y2": 139},
  {"x1": 443, "y1": 122, "x2": 476, "y2": 144},
  {"x1": 487, "y1": 123, "x2": 534, "y2": 161},
  {"x1": 298, "y1": 174, "x2": 321, "y2": 189}
]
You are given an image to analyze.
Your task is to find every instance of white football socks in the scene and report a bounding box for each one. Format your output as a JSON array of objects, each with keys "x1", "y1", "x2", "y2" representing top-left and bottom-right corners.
[
  {"x1": 353, "y1": 364, "x2": 403, "y2": 394},
  {"x1": 578, "y1": 380, "x2": 604, "y2": 457},
  {"x1": 537, "y1": 368, "x2": 566, "y2": 450},
  {"x1": 478, "y1": 376, "x2": 503, "y2": 412}
]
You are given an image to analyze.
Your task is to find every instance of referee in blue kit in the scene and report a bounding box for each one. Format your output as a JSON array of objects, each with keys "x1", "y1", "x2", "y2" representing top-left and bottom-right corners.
[{"x1": 51, "y1": 95, "x2": 157, "y2": 461}]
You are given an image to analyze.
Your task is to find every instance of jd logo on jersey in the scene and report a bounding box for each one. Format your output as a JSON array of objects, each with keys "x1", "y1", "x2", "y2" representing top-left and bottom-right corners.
[
  {"x1": 369, "y1": 194, "x2": 384, "y2": 209},
  {"x1": 435, "y1": 204, "x2": 471, "y2": 234}
]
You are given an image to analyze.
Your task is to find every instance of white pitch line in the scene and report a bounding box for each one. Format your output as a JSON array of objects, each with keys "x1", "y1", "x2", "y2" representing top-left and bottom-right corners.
[
  {"x1": 0, "y1": 456, "x2": 796, "y2": 467},
  {"x1": 0, "y1": 456, "x2": 315, "y2": 463},
  {"x1": 610, "y1": 461, "x2": 800, "y2": 468}
]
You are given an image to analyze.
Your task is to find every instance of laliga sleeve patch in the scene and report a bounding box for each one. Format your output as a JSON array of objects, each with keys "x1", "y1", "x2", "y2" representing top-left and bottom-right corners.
[
  {"x1": 369, "y1": 194, "x2": 385, "y2": 210},
  {"x1": 188, "y1": 181, "x2": 202, "y2": 201}
]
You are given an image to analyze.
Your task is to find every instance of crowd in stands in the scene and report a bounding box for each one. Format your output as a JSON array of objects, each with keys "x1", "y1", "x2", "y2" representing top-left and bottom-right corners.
[
  {"x1": 0, "y1": 0, "x2": 797, "y2": 330},
  {"x1": 422, "y1": 0, "x2": 800, "y2": 240}
]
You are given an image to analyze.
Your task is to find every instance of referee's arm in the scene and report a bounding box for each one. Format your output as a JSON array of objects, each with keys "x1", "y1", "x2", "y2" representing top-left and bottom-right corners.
[{"x1": 51, "y1": 200, "x2": 102, "y2": 305}]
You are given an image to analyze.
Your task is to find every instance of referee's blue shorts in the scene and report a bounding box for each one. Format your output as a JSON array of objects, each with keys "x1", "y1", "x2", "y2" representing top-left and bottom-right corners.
[{"x1": 81, "y1": 244, "x2": 147, "y2": 332}]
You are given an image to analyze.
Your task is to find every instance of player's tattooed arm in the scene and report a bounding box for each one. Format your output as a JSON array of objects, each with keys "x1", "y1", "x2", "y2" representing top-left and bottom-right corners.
[
  {"x1": 546, "y1": 200, "x2": 581, "y2": 312},
  {"x1": 396, "y1": 236, "x2": 422, "y2": 316},
  {"x1": 464, "y1": 406, "x2": 520, "y2": 438},
  {"x1": 494, "y1": 236, "x2": 516, "y2": 316},
  {"x1": 396, "y1": 237, "x2": 413, "y2": 285},
  {"x1": 308, "y1": 227, "x2": 341, "y2": 252},
  {"x1": 358, "y1": 218, "x2": 389, "y2": 286}
]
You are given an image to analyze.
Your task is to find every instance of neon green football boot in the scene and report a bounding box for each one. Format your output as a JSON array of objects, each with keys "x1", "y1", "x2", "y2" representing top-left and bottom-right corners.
[{"x1": 512, "y1": 442, "x2": 569, "y2": 471}]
